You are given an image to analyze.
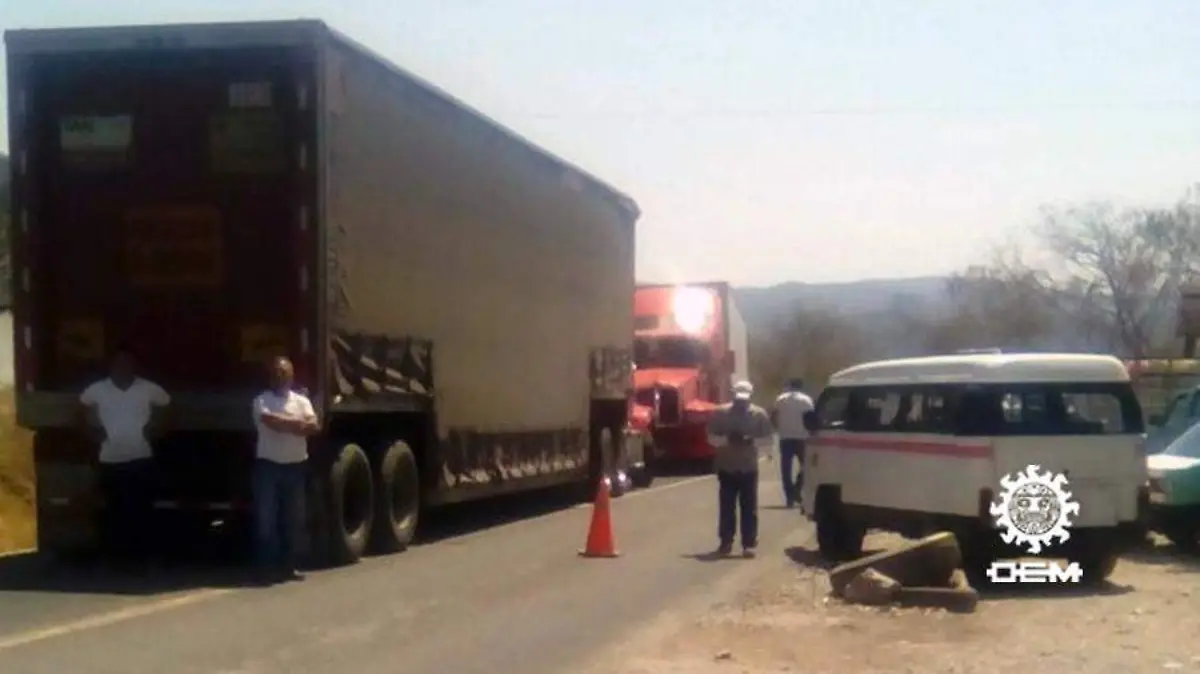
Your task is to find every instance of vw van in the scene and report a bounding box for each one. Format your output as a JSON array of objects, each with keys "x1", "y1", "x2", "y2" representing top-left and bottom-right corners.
[{"x1": 800, "y1": 352, "x2": 1150, "y2": 581}]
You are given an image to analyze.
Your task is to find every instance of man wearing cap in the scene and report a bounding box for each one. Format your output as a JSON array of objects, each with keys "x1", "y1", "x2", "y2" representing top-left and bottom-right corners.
[{"x1": 706, "y1": 380, "x2": 775, "y2": 557}]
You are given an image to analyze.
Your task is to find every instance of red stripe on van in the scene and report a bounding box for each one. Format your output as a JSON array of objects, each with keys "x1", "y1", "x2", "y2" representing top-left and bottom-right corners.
[{"x1": 810, "y1": 435, "x2": 992, "y2": 459}]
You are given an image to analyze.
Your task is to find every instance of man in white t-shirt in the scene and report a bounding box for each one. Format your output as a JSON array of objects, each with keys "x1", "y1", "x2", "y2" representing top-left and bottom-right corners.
[
  {"x1": 78, "y1": 344, "x2": 171, "y2": 565},
  {"x1": 772, "y1": 378, "x2": 814, "y2": 509},
  {"x1": 252, "y1": 356, "x2": 319, "y2": 583}
]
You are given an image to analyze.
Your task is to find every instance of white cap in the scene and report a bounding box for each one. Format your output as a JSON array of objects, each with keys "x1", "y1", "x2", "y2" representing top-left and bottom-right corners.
[{"x1": 732, "y1": 380, "x2": 754, "y2": 401}]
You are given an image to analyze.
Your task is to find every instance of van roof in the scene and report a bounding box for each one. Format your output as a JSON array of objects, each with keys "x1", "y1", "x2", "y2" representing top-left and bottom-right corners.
[{"x1": 829, "y1": 353, "x2": 1131, "y2": 386}]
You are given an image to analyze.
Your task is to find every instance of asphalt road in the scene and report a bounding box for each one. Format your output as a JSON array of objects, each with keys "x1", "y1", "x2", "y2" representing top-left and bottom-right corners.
[{"x1": 0, "y1": 466, "x2": 808, "y2": 674}]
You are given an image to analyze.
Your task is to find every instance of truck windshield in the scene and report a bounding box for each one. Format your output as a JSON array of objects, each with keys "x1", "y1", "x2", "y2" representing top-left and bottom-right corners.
[{"x1": 634, "y1": 337, "x2": 708, "y2": 369}]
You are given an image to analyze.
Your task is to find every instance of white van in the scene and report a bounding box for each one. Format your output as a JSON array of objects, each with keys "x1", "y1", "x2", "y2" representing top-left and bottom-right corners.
[{"x1": 800, "y1": 352, "x2": 1149, "y2": 581}]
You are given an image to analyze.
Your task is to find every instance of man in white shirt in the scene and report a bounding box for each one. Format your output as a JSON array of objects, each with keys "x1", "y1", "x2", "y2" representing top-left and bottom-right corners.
[
  {"x1": 252, "y1": 356, "x2": 319, "y2": 584},
  {"x1": 78, "y1": 344, "x2": 171, "y2": 566},
  {"x1": 772, "y1": 378, "x2": 814, "y2": 509}
]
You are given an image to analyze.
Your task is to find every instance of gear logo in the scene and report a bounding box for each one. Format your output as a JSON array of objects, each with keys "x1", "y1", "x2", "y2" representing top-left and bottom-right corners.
[{"x1": 989, "y1": 464, "x2": 1079, "y2": 555}]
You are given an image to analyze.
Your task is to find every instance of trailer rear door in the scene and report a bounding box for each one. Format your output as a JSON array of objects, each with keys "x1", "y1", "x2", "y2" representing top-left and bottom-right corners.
[{"x1": 22, "y1": 46, "x2": 318, "y2": 394}]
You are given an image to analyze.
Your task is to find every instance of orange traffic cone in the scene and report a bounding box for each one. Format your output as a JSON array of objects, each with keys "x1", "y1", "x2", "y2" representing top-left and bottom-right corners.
[{"x1": 579, "y1": 476, "x2": 620, "y2": 558}]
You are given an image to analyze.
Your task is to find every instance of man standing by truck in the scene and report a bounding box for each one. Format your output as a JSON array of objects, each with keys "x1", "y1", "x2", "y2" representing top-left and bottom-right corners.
[
  {"x1": 252, "y1": 356, "x2": 320, "y2": 584},
  {"x1": 772, "y1": 378, "x2": 814, "y2": 510},
  {"x1": 706, "y1": 380, "x2": 774, "y2": 557},
  {"x1": 79, "y1": 344, "x2": 171, "y2": 568}
]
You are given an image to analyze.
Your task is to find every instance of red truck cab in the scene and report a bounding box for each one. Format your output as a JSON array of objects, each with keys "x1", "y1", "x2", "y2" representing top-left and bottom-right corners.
[{"x1": 632, "y1": 283, "x2": 749, "y2": 468}]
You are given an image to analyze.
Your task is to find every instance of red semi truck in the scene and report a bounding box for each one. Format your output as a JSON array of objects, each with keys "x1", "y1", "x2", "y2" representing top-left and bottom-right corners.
[
  {"x1": 4, "y1": 19, "x2": 646, "y2": 565},
  {"x1": 632, "y1": 282, "x2": 749, "y2": 469}
]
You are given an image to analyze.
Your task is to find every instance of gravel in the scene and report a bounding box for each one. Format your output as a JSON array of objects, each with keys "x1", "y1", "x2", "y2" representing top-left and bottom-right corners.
[{"x1": 588, "y1": 533, "x2": 1200, "y2": 674}]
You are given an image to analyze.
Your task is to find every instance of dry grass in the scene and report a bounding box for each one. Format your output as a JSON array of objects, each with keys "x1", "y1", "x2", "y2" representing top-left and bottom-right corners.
[{"x1": 0, "y1": 388, "x2": 35, "y2": 553}]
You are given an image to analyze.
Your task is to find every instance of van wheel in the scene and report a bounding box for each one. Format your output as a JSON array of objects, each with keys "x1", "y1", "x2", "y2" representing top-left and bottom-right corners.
[
  {"x1": 328, "y1": 443, "x2": 375, "y2": 565},
  {"x1": 1164, "y1": 523, "x2": 1199, "y2": 552},
  {"x1": 1075, "y1": 550, "x2": 1119, "y2": 583},
  {"x1": 815, "y1": 495, "x2": 865, "y2": 562},
  {"x1": 370, "y1": 440, "x2": 420, "y2": 554}
]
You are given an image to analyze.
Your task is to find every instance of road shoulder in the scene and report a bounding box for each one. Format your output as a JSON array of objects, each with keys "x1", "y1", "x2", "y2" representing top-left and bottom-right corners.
[{"x1": 585, "y1": 532, "x2": 1200, "y2": 674}]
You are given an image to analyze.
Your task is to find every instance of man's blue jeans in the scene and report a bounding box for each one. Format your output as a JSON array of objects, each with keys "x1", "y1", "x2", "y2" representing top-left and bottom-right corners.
[
  {"x1": 253, "y1": 459, "x2": 307, "y2": 574},
  {"x1": 718, "y1": 470, "x2": 759, "y2": 549},
  {"x1": 778, "y1": 438, "x2": 806, "y2": 507}
]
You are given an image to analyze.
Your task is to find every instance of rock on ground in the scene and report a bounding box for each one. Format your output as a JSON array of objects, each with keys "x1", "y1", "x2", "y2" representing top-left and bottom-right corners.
[{"x1": 841, "y1": 567, "x2": 899, "y2": 606}]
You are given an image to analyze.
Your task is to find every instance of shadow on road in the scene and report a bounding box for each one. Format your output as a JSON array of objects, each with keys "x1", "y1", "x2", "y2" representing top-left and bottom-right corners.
[
  {"x1": 782, "y1": 545, "x2": 887, "y2": 571},
  {"x1": 0, "y1": 549, "x2": 257, "y2": 597},
  {"x1": 1120, "y1": 537, "x2": 1200, "y2": 573},
  {"x1": 973, "y1": 576, "x2": 1134, "y2": 600},
  {"x1": 411, "y1": 483, "x2": 587, "y2": 545},
  {"x1": 0, "y1": 482, "x2": 599, "y2": 597},
  {"x1": 680, "y1": 550, "x2": 747, "y2": 562}
]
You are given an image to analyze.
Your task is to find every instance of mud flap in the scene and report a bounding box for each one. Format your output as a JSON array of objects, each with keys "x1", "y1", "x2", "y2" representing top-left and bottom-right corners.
[{"x1": 35, "y1": 462, "x2": 101, "y2": 554}]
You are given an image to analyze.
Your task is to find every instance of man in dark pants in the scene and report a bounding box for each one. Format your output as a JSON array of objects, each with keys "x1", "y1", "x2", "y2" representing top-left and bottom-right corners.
[
  {"x1": 251, "y1": 356, "x2": 320, "y2": 584},
  {"x1": 772, "y1": 378, "x2": 814, "y2": 509},
  {"x1": 79, "y1": 344, "x2": 171, "y2": 569},
  {"x1": 706, "y1": 380, "x2": 775, "y2": 558}
]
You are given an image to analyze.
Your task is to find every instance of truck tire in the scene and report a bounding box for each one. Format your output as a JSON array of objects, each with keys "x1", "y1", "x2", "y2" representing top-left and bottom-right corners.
[
  {"x1": 370, "y1": 440, "x2": 420, "y2": 554},
  {"x1": 630, "y1": 448, "x2": 655, "y2": 489},
  {"x1": 328, "y1": 442, "x2": 375, "y2": 565}
]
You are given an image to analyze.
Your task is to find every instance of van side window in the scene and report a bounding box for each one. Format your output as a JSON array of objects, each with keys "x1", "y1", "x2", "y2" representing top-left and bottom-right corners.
[
  {"x1": 866, "y1": 390, "x2": 903, "y2": 430},
  {"x1": 815, "y1": 388, "x2": 850, "y2": 430},
  {"x1": 848, "y1": 386, "x2": 955, "y2": 434},
  {"x1": 958, "y1": 384, "x2": 1144, "y2": 436},
  {"x1": 906, "y1": 389, "x2": 951, "y2": 433}
]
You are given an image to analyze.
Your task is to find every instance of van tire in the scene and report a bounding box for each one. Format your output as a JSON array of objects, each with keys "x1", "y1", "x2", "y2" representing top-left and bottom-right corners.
[
  {"x1": 328, "y1": 443, "x2": 375, "y2": 565},
  {"x1": 1164, "y1": 523, "x2": 1199, "y2": 552},
  {"x1": 1075, "y1": 550, "x2": 1119, "y2": 583},
  {"x1": 815, "y1": 488, "x2": 865, "y2": 562},
  {"x1": 369, "y1": 440, "x2": 420, "y2": 554}
]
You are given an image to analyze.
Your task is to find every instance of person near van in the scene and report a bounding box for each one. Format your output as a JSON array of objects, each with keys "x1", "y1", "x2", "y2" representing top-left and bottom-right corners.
[
  {"x1": 706, "y1": 380, "x2": 775, "y2": 558},
  {"x1": 252, "y1": 356, "x2": 320, "y2": 584},
  {"x1": 772, "y1": 378, "x2": 814, "y2": 509},
  {"x1": 78, "y1": 344, "x2": 171, "y2": 567}
]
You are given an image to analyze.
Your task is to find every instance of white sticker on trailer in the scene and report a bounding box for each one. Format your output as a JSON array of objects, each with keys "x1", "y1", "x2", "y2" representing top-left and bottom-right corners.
[
  {"x1": 59, "y1": 115, "x2": 132, "y2": 151},
  {"x1": 229, "y1": 81, "x2": 273, "y2": 108}
]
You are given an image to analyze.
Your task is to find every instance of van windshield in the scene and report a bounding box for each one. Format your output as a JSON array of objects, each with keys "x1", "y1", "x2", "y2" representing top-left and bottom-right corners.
[{"x1": 956, "y1": 383, "x2": 1144, "y2": 437}]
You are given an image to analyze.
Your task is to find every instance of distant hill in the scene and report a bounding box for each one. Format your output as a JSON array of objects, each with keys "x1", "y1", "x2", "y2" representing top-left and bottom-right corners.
[
  {"x1": 731, "y1": 276, "x2": 947, "y2": 334},
  {"x1": 728, "y1": 276, "x2": 952, "y2": 359}
]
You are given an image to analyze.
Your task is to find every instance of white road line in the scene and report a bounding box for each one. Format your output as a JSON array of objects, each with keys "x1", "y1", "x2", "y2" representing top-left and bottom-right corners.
[{"x1": 0, "y1": 588, "x2": 233, "y2": 653}]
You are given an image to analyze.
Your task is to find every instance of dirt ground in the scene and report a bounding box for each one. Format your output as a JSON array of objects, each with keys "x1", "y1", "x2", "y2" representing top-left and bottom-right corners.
[
  {"x1": 0, "y1": 388, "x2": 34, "y2": 554},
  {"x1": 589, "y1": 532, "x2": 1200, "y2": 674}
]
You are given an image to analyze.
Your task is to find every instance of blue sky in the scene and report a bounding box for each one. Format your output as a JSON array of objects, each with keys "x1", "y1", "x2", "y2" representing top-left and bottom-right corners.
[{"x1": 3, "y1": 0, "x2": 1199, "y2": 286}]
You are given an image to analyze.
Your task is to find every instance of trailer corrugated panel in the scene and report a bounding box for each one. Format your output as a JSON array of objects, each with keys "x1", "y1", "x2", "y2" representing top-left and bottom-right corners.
[
  {"x1": 725, "y1": 289, "x2": 750, "y2": 387},
  {"x1": 319, "y1": 34, "x2": 637, "y2": 437}
]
